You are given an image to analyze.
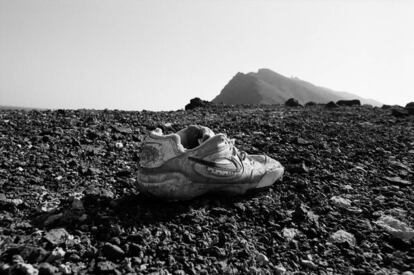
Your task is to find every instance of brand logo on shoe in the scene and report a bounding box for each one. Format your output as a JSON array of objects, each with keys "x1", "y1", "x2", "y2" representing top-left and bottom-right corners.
[
  {"x1": 188, "y1": 156, "x2": 242, "y2": 177},
  {"x1": 206, "y1": 166, "x2": 238, "y2": 176}
]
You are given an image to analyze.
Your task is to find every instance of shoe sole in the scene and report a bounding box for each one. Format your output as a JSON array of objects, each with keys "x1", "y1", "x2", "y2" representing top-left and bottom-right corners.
[{"x1": 137, "y1": 167, "x2": 284, "y2": 201}]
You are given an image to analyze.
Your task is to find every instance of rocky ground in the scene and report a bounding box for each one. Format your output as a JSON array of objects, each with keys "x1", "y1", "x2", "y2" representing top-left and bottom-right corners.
[{"x1": 0, "y1": 105, "x2": 413, "y2": 275}]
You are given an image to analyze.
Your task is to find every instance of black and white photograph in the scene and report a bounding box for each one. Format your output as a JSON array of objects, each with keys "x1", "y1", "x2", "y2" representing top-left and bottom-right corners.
[{"x1": 0, "y1": 0, "x2": 413, "y2": 274}]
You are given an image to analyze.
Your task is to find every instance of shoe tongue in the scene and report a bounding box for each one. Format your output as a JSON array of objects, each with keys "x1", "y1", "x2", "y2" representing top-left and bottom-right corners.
[
  {"x1": 201, "y1": 134, "x2": 229, "y2": 148},
  {"x1": 198, "y1": 131, "x2": 215, "y2": 145}
]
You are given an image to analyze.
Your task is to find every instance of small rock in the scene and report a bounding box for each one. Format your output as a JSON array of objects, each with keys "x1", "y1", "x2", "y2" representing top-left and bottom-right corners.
[
  {"x1": 282, "y1": 228, "x2": 299, "y2": 241},
  {"x1": 256, "y1": 253, "x2": 269, "y2": 266},
  {"x1": 112, "y1": 125, "x2": 133, "y2": 134},
  {"x1": 330, "y1": 196, "x2": 362, "y2": 213},
  {"x1": 210, "y1": 207, "x2": 230, "y2": 216},
  {"x1": 285, "y1": 98, "x2": 302, "y2": 107},
  {"x1": 296, "y1": 137, "x2": 313, "y2": 145},
  {"x1": 102, "y1": 242, "x2": 125, "y2": 260},
  {"x1": 116, "y1": 169, "x2": 131, "y2": 177},
  {"x1": 391, "y1": 108, "x2": 408, "y2": 118},
  {"x1": 336, "y1": 99, "x2": 361, "y2": 106},
  {"x1": 44, "y1": 228, "x2": 70, "y2": 245},
  {"x1": 71, "y1": 199, "x2": 84, "y2": 211},
  {"x1": 405, "y1": 102, "x2": 414, "y2": 114},
  {"x1": 342, "y1": 184, "x2": 353, "y2": 191},
  {"x1": 11, "y1": 255, "x2": 24, "y2": 264},
  {"x1": 110, "y1": 237, "x2": 121, "y2": 246},
  {"x1": 58, "y1": 264, "x2": 71, "y2": 275},
  {"x1": 96, "y1": 261, "x2": 117, "y2": 272},
  {"x1": 374, "y1": 215, "x2": 414, "y2": 241},
  {"x1": 185, "y1": 97, "x2": 212, "y2": 110},
  {"x1": 329, "y1": 230, "x2": 356, "y2": 246},
  {"x1": 293, "y1": 203, "x2": 319, "y2": 226},
  {"x1": 383, "y1": 176, "x2": 411, "y2": 186},
  {"x1": 233, "y1": 203, "x2": 246, "y2": 212},
  {"x1": 325, "y1": 101, "x2": 339, "y2": 108},
  {"x1": 301, "y1": 259, "x2": 318, "y2": 269},
  {"x1": 164, "y1": 122, "x2": 173, "y2": 128},
  {"x1": 288, "y1": 162, "x2": 309, "y2": 173},
  {"x1": 208, "y1": 246, "x2": 226, "y2": 258},
  {"x1": 305, "y1": 101, "x2": 317, "y2": 107},
  {"x1": 248, "y1": 266, "x2": 261, "y2": 275},
  {"x1": 87, "y1": 167, "x2": 101, "y2": 176},
  {"x1": 84, "y1": 186, "x2": 115, "y2": 199},
  {"x1": 38, "y1": 262, "x2": 58, "y2": 275},
  {"x1": 9, "y1": 263, "x2": 38, "y2": 275},
  {"x1": 386, "y1": 207, "x2": 407, "y2": 219},
  {"x1": 127, "y1": 242, "x2": 141, "y2": 256},
  {"x1": 47, "y1": 247, "x2": 65, "y2": 262},
  {"x1": 388, "y1": 160, "x2": 413, "y2": 173},
  {"x1": 115, "y1": 142, "x2": 123, "y2": 149},
  {"x1": 121, "y1": 258, "x2": 134, "y2": 273},
  {"x1": 358, "y1": 121, "x2": 374, "y2": 127},
  {"x1": 0, "y1": 194, "x2": 23, "y2": 207},
  {"x1": 275, "y1": 264, "x2": 286, "y2": 275},
  {"x1": 43, "y1": 213, "x2": 64, "y2": 226},
  {"x1": 0, "y1": 264, "x2": 10, "y2": 274},
  {"x1": 330, "y1": 196, "x2": 352, "y2": 208}
]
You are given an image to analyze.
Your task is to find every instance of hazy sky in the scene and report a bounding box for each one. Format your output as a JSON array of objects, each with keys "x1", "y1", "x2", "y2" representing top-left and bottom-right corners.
[{"x1": 0, "y1": 0, "x2": 413, "y2": 110}]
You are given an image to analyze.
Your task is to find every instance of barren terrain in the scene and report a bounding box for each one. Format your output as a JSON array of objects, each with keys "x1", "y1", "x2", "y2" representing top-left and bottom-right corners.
[{"x1": 0, "y1": 105, "x2": 413, "y2": 274}]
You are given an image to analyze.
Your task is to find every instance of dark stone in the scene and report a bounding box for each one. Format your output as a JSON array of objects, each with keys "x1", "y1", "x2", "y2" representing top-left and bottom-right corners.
[
  {"x1": 111, "y1": 125, "x2": 133, "y2": 134},
  {"x1": 127, "y1": 243, "x2": 141, "y2": 257},
  {"x1": 285, "y1": 98, "x2": 302, "y2": 107},
  {"x1": 11, "y1": 255, "x2": 24, "y2": 264},
  {"x1": 305, "y1": 102, "x2": 317, "y2": 107},
  {"x1": 405, "y1": 102, "x2": 414, "y2": 115},
  {"x1": 84, "y1": 187, "x2": 114, "y2": 200},
  {"x1": 0, "y1": 264, "x2": 10, "y2": 275},
  {"x1": 96, "y1": 261, "x2": 117, "y2": 272},
  {"x1": 325, "y1": 101, "x2": 339, "y2": 108},
  {"x1": 185, "y1": 97, "x2": 212, "y2": 110},
  {"x1": 115, "y1": 169, "x2": 131, "y2": 178},
  {"x1": 336, "y1": 99, "x2": 361, "y2": 106},
  {"x1": 391, "y1": 108, "x2": 408, "y2": 118},
  {"x1": 102, "y1": 243, "x2": 125, "y2": 260},
  {"x1": 296, "y1": 137, "x2": 313, "y2": 145},
  {"x1": 86, "y1": 129, "x2": 100, "y2": 140},
  {"x1": 38, "y1": 262, "x2": 58, "y2": 275}
]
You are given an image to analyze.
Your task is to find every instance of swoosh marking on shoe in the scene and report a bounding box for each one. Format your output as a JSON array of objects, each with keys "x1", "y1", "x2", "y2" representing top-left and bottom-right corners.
[{"x1": 188, "y1": 156, "x2": 242, "y2": 172}]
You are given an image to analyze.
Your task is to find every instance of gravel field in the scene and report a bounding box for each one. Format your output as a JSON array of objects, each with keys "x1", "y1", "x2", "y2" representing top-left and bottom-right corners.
[{"x1": 0, "y1": 105, "x2": 413, "y2": 274}]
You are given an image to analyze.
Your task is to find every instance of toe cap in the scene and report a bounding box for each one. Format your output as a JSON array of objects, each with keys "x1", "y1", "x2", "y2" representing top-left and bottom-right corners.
[
  {"x1": 264, "y1": 155, "x2": 284, "y2": 173},
  {"x1": 249, "y1": 155, "x2": 284, "y2": 177}
]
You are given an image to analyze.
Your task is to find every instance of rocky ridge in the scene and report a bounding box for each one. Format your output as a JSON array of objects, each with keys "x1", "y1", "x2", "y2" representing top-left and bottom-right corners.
[{"x1": 212, "y1": 69, "x2": 382, "y2": 106}]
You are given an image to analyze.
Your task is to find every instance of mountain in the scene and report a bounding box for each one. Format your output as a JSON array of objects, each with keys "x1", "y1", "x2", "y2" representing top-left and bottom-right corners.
[
  {"x1": 212, "y1": 68, "x2": 382, "y2": 106},
  {"x1": 0, "y1": 105, "x2": 45, "y2": 110}
]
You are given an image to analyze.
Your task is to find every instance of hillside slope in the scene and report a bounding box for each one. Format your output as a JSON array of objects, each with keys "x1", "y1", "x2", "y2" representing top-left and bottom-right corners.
[{"x1": 212, "y1": 68, "x2": 382, "y2": 106}]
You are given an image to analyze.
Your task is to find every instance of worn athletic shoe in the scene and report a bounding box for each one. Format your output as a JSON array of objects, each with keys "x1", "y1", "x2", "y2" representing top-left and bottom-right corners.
[{"x1": 136, "y1": 125, "x2": 284, "y2": 200}]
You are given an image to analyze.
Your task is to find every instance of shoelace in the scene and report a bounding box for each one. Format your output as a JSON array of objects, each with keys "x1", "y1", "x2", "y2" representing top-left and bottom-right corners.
[{"x1": 228, "y1": 138, "x2": 247, "y2": 161}]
